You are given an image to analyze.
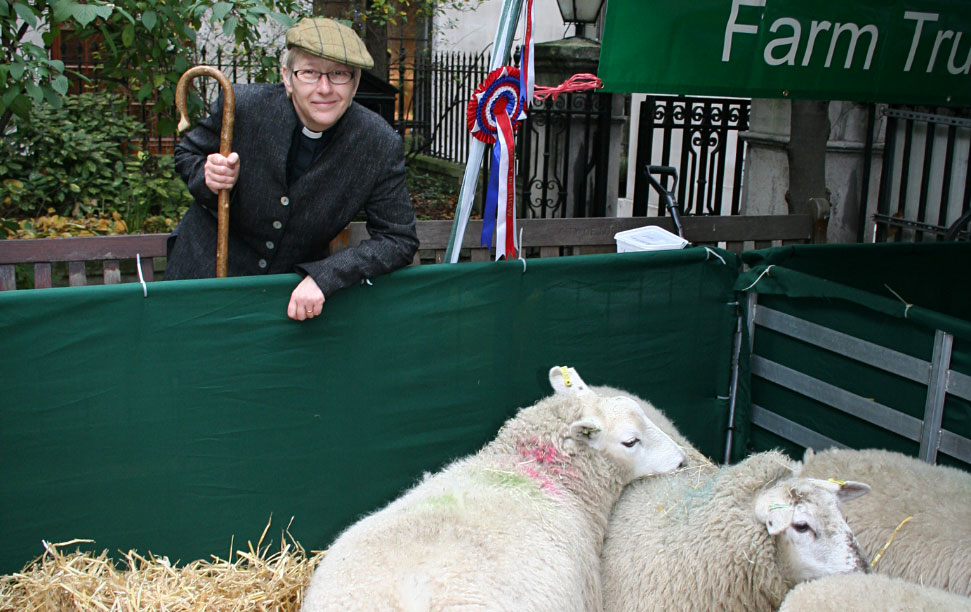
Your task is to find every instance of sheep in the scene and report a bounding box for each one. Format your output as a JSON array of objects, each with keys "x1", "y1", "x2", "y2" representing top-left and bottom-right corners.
[
  {"x1": 588, "y1": 384, "x2": 711, "y2": 469},
  {"x1": 299, "y1": 365, "x2": 687, "y2": 612},
  {"x1": 798, "y1": 447, "x2": 971, "y2": 596},
  {"x1": 601, "y1": 449, "x2": 871, "y2": 612},
  {"x1": 778, "y1": 572, "x2": 971, "y2": 612}
]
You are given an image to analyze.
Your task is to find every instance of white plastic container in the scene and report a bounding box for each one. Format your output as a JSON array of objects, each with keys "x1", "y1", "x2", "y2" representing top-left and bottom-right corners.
[{"x1": 614, "y1": 225, "x2": 689, "y2": 253}]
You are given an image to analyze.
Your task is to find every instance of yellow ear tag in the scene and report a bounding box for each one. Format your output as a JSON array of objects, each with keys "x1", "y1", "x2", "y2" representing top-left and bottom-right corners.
[
  {"x1": 828, "y1": 478, "x2": 847, "y2": 487},
  {"x1": 560, "y1": 366, "x2": 572, "y2": 387}
]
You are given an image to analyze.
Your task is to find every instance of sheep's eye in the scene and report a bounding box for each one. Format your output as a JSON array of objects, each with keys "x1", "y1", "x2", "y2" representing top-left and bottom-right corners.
[
  {"x1": 621, "y1": 438, "x2": 640, "y2": 448},
  {"x1": 792, "y1": 522, "x2": 812, "y2": 533}
]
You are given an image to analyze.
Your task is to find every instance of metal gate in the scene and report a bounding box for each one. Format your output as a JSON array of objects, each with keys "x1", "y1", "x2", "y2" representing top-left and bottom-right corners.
[{"x1": 872, "y1": 106, "x2": 971, "y2": 242}]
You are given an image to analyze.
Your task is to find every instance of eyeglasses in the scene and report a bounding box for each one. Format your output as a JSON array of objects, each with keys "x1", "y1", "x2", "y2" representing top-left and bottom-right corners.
[{"x1": 291, "y1": 69, "x2": 354, "y2": 85}]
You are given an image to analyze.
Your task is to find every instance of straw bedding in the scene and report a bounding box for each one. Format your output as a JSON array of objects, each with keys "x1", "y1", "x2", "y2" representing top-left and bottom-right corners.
[{"x1": 0, "y1": 520, "x2": 323, "y2": 612}]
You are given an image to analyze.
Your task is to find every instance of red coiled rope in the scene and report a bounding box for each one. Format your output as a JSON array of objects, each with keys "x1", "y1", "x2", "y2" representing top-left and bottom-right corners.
[{"x1": 533, "y1": 73, "x2": 604, "y2": 101}]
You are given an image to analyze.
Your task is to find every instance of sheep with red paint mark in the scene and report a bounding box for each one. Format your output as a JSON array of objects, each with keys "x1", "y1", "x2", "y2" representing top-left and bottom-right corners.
[{"x1": 299, "y1": 366, "x2": 686, "y2": 612}]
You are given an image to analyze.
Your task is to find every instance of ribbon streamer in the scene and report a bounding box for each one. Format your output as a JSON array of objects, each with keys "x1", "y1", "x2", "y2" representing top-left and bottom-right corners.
[
  {"x1": 519, "y1": 0, "x2": 535, "y2": 107},
  {"x1": 495, "y1": 107, "x2": 516, "y2": 258},
  {"x1": 467, "y1": 66, "x2": 526, "y2": 260}
]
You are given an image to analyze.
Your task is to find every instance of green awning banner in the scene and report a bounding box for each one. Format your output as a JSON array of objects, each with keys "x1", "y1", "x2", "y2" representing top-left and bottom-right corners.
[{"x1": 599, "y1": 0, "x2": 971, "y2": 105}]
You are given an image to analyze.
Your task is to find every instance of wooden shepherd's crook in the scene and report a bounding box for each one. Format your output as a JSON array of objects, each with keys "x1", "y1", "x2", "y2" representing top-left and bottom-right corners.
[{"x1": 175, "y1": 66, "x2": 235, "y2": 278}]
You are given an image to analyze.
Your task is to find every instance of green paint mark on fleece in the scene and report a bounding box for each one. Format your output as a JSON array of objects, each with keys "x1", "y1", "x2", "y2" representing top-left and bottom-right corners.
[
  {"x1": 424, "y1": 492, "x2": 460, "y2": 508},
  {"x1": 480, "y1": 467, "x2": 552, "y2": 502}
]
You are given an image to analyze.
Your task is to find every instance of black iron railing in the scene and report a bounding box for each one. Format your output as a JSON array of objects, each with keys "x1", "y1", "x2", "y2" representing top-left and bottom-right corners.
[
  {"x1": 518, "y1": 91, "x2": 613, "y2": 218},
  {"x1": 49, "y1": 33, "x2": 760, "y2": 223},
  {"x1": 872, "y1": 105, "x2": 971, "y2": 242},
  {"x1": 404, "y1": 51, "x2": 490, "y2": 162},
  {"x1": 632, "y1": 96, "x2": 750, "y2": 218}
]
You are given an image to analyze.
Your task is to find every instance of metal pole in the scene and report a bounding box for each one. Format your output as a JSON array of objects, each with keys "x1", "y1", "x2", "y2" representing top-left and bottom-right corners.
[
  {"x1": 919, "y1": 330, "x2": 953, "y2": 463},
  {"x1": 444, "y1": 0, "x2": 525, "y2": 263},
  {"x1": 724, "y1": 310, "x2": 744, "y2": 464}
]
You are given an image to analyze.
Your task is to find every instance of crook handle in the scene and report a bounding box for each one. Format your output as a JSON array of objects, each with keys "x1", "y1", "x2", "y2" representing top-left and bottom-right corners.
[{"x1": 175, "y1": 66, "x2": 236, "y2": 278}]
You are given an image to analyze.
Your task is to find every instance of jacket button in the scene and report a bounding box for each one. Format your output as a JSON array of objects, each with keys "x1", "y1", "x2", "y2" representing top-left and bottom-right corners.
[
  {"x1": 280, "y1": 196, "x2": 289, "y2": 206},
  {"x1": 266, "y1": 241, "x2": 275, "y2": 250},
  {"x1": 272, "y1": 221, "x2": 282, "y2": 229},
  {"x1": 258, "y1": 259, "x2": 267, "y2": 269}
]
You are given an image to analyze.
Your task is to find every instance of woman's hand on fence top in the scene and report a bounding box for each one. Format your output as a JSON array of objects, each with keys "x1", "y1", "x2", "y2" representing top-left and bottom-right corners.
[
  {"x1": 204, "y1": 151, "x2": 239, "y2": 194},
  {"x1": 288, "y1": 275, "x2": 325, "y2": 321}
]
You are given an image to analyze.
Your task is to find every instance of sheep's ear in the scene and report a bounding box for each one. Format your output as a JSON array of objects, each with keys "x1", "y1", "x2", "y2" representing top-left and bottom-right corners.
[
  {"x1": 549, "y1": 366, "x2": 593, "y2": 396},
  {"x1": 754, "y1": 487, "x2": 794, "y2": 536},
  {"x1": 838, "y1": 480, "x2": 870, "y2": 502},
  {"x1": 790, "y1": 448, "x2": 814, "y2": 475},
  {"x1": 819, "y1": 478, "x2": 871, "y2": 503},
  {"x1": 569, "y1": 417, "x2": 604, "y2": 449}
]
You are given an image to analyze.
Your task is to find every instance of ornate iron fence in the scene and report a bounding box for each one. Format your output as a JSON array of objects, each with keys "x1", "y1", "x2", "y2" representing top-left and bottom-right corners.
[
  {"x1": 404, "y1": 51, "x2": 490, "y2": 163},
  {"x1": 631, "y1": 96, "x2": 750, "y2": 218},
  {"x1": 51, "y1": 33, "x2": 753, "y2": 223},
  {"x1": 518, "y1": 91, "x2": 613, "y2": 218}
]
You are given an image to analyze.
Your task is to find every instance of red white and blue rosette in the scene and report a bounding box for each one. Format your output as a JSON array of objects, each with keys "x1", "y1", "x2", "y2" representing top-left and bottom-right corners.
[{"x1": 467, "y1": 66, "x2": 526, "y2": 260}]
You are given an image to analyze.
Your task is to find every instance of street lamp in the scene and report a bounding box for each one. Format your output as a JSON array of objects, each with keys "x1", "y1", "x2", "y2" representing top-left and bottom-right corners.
[{"x1": 555, "y1": 0, "x2": 606, "y2": 39}]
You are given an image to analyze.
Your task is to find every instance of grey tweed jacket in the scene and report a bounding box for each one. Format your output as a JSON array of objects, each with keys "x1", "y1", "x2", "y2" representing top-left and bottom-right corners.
[{"x1": 167, "y1": 83, "x2": 418, "y2": 298}]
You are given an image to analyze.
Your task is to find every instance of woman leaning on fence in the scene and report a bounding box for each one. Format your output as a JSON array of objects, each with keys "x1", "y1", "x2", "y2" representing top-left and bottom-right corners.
[{"x1": 167, "y1": 17, "x2": 418, "y2": 321}]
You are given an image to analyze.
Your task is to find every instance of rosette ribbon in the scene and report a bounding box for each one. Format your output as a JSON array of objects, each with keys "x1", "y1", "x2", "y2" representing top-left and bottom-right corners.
[
  {"x1": 519, "y1": 0, "x2": 535, "y2": 107},
  {"x1": 467, "y1": 66, "x2": 526, "y2": 260}
]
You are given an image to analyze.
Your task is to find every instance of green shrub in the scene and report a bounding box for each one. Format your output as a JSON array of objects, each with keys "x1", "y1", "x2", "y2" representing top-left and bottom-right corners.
[
  {"x1": 0, "y1": 93, "x2": 192, "y2": 230},
  {"x1": 117, "y1": 152, "x2": 192, "y2": 233}
]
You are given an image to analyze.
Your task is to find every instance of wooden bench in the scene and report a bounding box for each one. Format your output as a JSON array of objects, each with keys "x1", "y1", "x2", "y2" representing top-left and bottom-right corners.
[{"x1": 0, "y1": 215, "x2": 813, "y2": 290}]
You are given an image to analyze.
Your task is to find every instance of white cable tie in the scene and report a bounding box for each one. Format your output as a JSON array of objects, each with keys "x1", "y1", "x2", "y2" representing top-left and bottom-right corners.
[
  {"x1": 704, "y1": 247, "x2": 727, "y2": 265},
  {"x1": 740, "y1": 265, "x2": 774, "y2": 292},
  {"x1": 136, "y1": 253, "x2": 148, "y2": 297},
  {"x1": 884, "y1": 284, "x2": 913, "y2": 317}
]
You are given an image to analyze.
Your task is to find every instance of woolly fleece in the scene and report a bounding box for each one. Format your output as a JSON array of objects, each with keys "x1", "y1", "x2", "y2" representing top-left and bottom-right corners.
[
  {"x1": 779, "y1": 572, "x2": 971, "y2": 612},
  {"x1": 602, "y1": 450, "x2": 802, "y2": 612}
]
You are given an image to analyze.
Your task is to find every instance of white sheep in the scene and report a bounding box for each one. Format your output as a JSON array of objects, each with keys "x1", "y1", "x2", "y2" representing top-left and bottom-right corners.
[
  {"x1": 299, "y1": 366, "x2": 686, "y2": 612},
  {"x1": 589, "y1": 384, "x2": 710, "y2": 468},
  {"x1": 601, "y1": 450, "x2": 871, "y2": 612},
  {"x1": 779, "y1": 572, "x2": 971, "y2": 612},
  {"x1": 799, "y1": 447, "x2": 971, "y2": 596}
]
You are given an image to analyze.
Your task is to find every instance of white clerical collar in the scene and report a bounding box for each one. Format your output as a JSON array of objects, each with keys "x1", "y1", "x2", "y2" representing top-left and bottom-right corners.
[{"x1": 302, "y1": 126, "x2": 323, "y2": 139}]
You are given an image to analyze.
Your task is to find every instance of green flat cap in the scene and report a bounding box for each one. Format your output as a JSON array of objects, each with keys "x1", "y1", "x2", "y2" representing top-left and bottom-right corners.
[{"x1": 286, "y1": 17, "x2": 374, "y2": 70}]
